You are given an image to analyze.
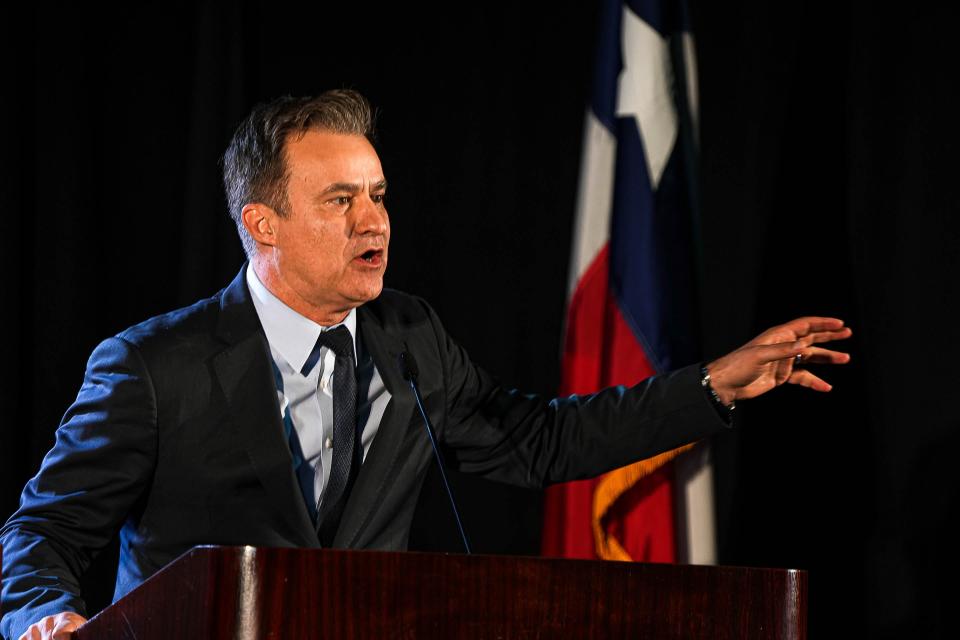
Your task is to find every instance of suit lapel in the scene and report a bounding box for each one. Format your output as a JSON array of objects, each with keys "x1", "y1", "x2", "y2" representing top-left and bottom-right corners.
[
  {"x1": 333, "y1": 304, "x2": 416, "y2": 547},
  {"x1": 212, "y1": 267, "x2": 319, "y2": 547}
]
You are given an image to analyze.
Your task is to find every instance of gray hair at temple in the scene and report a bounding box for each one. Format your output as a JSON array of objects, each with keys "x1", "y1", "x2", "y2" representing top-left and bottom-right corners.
[{"x1": 221, "y1": 90, "x2": 375, "y2": 257}]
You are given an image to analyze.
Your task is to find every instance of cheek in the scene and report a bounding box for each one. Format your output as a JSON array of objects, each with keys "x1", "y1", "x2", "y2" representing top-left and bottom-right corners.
[{"x1": 282, "y1": 237, "x2": 340, "y2": 278}]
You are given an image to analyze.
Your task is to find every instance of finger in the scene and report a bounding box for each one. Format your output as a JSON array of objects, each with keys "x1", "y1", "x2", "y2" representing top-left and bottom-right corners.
[
  {"x1": 774, "y1": 355, "x2": 792, "y2": 385},
  {"x1": 52, "y1": 623, "x2": 83, "y2": 640},
  {"x1": 798, "y1": 347, "x2": 851, "y2": 365},
  {"x1": 806, "y1": 327, "x2": 853, "y2": 344},
  {"x1": 41, "y1": 617, "x2": 56, "y2": 640},
  {"x1": 779, "y1": 317, "x2": 846, "y2": 336},
  {"x1": 788, "y1": 369, "x2": 833, "y2": 392},
  {"x1": 753, "y1": 339, "x2": 809, "y2": 364},
  {"x1": 21, "y1": 622, "x2": 44, "y2": 640}
]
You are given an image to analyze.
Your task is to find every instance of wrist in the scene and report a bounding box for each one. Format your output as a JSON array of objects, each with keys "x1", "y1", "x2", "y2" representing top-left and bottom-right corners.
[
  {"x1": 704, "y1": 360, "x2": 738, "y2": 406},
  {"x1": 701, "y1": 364, "x2": 736, "y2": 413}
]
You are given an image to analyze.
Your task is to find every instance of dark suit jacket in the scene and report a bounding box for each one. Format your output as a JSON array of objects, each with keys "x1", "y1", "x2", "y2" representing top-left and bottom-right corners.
[{"x1": 0, "y1": 267, "x2": 729, "y2": 639}]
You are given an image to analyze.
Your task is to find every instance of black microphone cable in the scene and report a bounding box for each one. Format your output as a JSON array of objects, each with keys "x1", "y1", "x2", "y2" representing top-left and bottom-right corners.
[{"x1": 398, "y1": 351, "x2": 472, "y2": 554}]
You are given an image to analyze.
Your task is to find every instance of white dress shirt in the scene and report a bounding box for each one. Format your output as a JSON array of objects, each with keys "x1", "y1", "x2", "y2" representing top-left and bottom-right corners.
[{"x1": 246, "y1": 264, "x2": 391, "y2": 511}]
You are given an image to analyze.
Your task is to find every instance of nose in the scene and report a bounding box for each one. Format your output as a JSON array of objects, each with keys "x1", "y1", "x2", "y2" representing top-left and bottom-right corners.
[{"x1": 353, "y1": 194, "x2": 388, "y2": 236}]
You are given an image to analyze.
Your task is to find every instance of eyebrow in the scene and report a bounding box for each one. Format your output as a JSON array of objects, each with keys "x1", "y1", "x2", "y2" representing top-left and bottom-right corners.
[{"x1": 318, "y1": 179, "x2": 388, "y2": 197}]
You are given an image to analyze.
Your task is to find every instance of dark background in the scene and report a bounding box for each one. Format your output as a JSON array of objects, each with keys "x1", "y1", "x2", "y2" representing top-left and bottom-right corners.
[{"x1": 1, "y1": 2, "x2": 957, "y2": 637}]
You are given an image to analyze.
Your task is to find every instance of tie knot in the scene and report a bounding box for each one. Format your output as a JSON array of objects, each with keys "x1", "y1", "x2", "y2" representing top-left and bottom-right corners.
[
  {"x1": 314, "y1": 325, "x2": 354, "y2": 360},
  {"x1": 301, "y1": 325, "x2": 354, "y2": 376}
]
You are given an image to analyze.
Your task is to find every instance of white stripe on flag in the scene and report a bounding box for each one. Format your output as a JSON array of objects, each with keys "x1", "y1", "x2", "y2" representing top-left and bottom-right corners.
[
  {"x1": 568, "y1": 109, "x2": 616, "y2": 298},
  {"x1": 675, "y1": 441, "x2": 717, "y2": 565}
]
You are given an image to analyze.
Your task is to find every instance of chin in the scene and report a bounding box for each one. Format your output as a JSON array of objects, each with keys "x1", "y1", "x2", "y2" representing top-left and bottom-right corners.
[{"x1": 352, "y1": 281, "x2": 384, "y2": 304}]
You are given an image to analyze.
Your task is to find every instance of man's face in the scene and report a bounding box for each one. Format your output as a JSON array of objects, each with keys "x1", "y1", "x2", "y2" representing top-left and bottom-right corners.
[{"x1": 270, "y1": 130, "x2": 389, "y2": 313}]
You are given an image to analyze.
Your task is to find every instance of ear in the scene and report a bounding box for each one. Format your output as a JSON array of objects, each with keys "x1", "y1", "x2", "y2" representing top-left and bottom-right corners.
[{"x1": 241, "y1": 203, "x2": 280, "y2": 249}]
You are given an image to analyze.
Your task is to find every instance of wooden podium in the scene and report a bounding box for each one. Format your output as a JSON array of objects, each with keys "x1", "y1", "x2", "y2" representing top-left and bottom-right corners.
[{"x1": 72, "y1": 546, "x2": 805, "y2": 639}]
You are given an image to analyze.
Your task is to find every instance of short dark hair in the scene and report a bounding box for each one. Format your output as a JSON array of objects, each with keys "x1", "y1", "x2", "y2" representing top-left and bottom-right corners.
[{"x1": 222, "y1": 89, "x2": 375, "y2": 257}]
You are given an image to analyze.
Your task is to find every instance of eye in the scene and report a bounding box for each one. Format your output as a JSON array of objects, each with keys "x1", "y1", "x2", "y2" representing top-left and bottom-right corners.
[
  {"x1": 372, "y1": 193, "x2": 386, "y2": 204},
  {"x1": 331, "y1": 196, "x2": 351, "y2": 206}
]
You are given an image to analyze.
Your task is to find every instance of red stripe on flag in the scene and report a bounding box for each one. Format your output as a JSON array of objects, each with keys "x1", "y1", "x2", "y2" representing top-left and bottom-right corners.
[
  {"x1": 600, "y1": 465, "x2": 677, "y2": 562},
  {"x1": 541, "y1": 244, "x2": 679, "y2": 562},
  {"x1": 540, "y1": 477, "x2": 599, "y2": 559}
]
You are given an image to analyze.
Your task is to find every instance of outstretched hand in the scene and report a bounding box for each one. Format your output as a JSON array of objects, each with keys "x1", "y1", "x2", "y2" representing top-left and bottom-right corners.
[{"x1": 706, "y1": 317, "x2": 852, "y2": 406}]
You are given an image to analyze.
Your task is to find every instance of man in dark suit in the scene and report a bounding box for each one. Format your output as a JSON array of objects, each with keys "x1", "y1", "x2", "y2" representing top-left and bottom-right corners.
[{"x1": 0, "y1": 90, "x2": 851, "y2": 640}]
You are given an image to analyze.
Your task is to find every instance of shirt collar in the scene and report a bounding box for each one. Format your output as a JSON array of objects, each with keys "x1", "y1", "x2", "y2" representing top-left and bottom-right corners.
[{"x1": 246, "y1": 263, "x2": 358, "y2": 374}]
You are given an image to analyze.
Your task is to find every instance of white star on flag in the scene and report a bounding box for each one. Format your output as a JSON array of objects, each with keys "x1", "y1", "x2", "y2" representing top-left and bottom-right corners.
[{"x1": 615, "y1": 6, "x2": 678, "y2": 190}]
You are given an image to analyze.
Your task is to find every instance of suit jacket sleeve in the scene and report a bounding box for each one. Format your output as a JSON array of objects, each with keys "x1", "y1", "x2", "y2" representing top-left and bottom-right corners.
[
  {"x1": 422, "y1": 302, "x2": 731, "y2": 488},
  {"x1": 0, "y1": 337, "x2": 157, "y2": 640}
]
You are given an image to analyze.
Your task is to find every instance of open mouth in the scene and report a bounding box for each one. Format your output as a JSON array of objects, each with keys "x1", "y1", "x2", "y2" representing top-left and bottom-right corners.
[{"x1": 356, "y1": 248, "x2": 384, "y2": 265}]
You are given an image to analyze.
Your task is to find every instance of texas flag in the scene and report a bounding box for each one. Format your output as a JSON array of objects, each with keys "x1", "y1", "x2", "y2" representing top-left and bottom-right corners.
[{"x1": 541, "y1": 0, "x2": 715, "y2": 564}]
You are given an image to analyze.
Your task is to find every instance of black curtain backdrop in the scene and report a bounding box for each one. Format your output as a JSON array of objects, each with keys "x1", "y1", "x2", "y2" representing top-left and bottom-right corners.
[{"x1": 1, "y1": 2, "x2": 957, "y2": 637}]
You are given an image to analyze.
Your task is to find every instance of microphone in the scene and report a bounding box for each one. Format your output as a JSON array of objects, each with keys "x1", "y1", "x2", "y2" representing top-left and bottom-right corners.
[
  {"x1": 398, "y1": 350, "x2": 472, "y2": 554},
  {"x1": 398, "y1": 350, "x2": 420, "y2": 382}
]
